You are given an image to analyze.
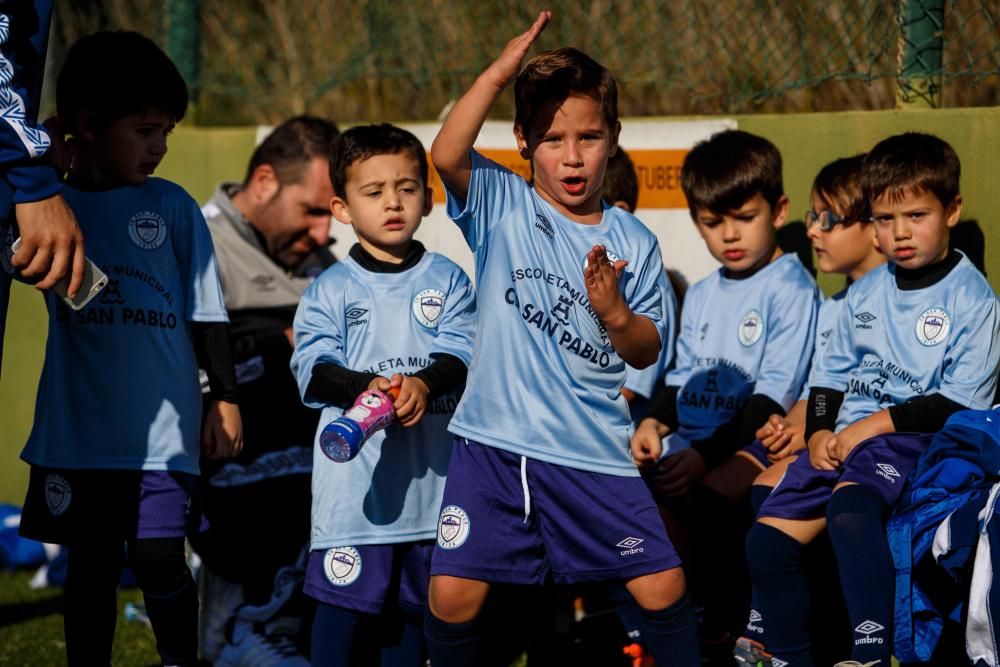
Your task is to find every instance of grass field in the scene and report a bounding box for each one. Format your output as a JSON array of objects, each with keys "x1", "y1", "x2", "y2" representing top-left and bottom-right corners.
[{"x1": 0, "y1": 570, "x2": 159, "y2": 666}]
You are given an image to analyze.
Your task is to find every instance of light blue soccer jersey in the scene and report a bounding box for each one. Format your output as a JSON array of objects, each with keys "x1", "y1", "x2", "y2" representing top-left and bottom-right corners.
[
  {"x1": 21, "y1": 178, "x2": 228, "y2": 474},
  {"x1": 291, "y1": 252, "x2": 476, "y2": 548},
  {"x1": 799, "y1": 289, "x2": 848, "y2": 401},
  {"x1": 445, "y1": 151, "x2": 670, "y2": 477},
  {"x1": 666, "y1": 253, "x2": 819, "y2": 442},
  {"x1": 811, "y1": 254, "x2": 1000, "y2": 430},
  {"x1": 624, "y1": 280, "x2": 678, "y2": 403}
]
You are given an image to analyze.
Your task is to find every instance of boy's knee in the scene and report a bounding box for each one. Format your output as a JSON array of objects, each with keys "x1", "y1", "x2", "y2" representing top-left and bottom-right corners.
[
  {"x1": 130, "y1": 537, "x2": 191, "y2": 596},
  {"x1": 826, "y1": 484, "x2": 886, "y2": 523},
  {"x1": 427, "y1": 575, "x2": 489, "y2": 624},
  {"x1": 626, "y1": 566, "x2": 686, "y2": 611}
]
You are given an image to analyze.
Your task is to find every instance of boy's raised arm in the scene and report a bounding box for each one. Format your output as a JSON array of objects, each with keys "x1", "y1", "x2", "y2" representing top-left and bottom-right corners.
[{"x1": 431, "y1": 11, "x2": 550, "y2": 202}]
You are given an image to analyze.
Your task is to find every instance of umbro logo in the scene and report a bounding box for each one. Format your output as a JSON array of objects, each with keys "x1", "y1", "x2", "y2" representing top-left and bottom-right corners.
[
  {"x1": 749, "y1": 610, "x2": 763, "y2": 622},
  {"x1": 772, "y1": 660, "x2": 789, "y2": 667},
  {"x1": 534, "y1": 214, "x2": 554, "y2": 240},
  {"x1": 854, "y1": 619, "x2": 885, "y2": 645},
  {"x1": 616, "y1": 536, "x2": 645, "y2": 556},
  {"x1": 616, "y1": 537, "x2": 644, "y2": 549},
  {"x1": 820, "y1": 329, "x2": 833, "y2": 341},
  {"x1": 250, "y1": 274, "x2": 275, "y2": 291},
  {"x1": 346, "y1": 307, "x2": 368, "y2": 320},
  {"x1": 855, "y1": 312, "x2": 877, "y2": 323},
  {"x1": 876, "y1": 462, "x2": 900, "y2": 483}
]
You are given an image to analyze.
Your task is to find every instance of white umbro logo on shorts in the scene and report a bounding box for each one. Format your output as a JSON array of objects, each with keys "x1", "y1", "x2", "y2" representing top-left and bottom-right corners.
[
  {"x1": 876, "y1": 463, "x2": 900, "y2": 483},
  {"x1": 772, "y1": 659, "x2": 789, "y2": 667},
  {"x1": 617, "y1": 536, "x2": 645, "y2": 556},
  {"x1": 749, "y1": 609, "x2": 763, "y2": 623},
  {"x1": 855, "y1": 619, "x2": 885, "y2": 645}
]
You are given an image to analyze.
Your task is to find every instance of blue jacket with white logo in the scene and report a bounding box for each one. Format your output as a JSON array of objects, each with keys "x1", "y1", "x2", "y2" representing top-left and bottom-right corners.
[{"x1": 888, "y1": 407, "x2": 1000, "y2": 662}]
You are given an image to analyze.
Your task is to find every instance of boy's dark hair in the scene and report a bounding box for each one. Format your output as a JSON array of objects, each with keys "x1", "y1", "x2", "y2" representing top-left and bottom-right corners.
[
  {"x1": 681, "y1": 130, "x2": 783, "y2": 219},
  {"x1": 601, "y1": 148, "x2": 639, "y2": 212},
  {"x1": 57, "y1": 31, "x2": 188, "y2": 132},
  {"x1": 329, "y1": 124, "x2": 428, "y2": 198},
  {"x1": 813, "y1": 154, "x2": 869, "y2": 224},
  {"x1": 861, "y1": 132, "x2": 960, "y2": 207},
  {"x1": 514, "y1": 48, "x2": 618, "y2": 135},
  {"x1": 244, "y1": 115, "x2": 340, "y2": 186}
]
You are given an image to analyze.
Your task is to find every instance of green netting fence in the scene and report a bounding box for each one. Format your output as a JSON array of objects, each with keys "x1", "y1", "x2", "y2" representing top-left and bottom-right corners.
[{"x1": 54, "y1": 0, "x2": 1000, "y2": 125}]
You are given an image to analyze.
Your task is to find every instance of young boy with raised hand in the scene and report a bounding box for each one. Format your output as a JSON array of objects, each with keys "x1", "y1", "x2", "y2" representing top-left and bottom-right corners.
[
  {"x1": 749, "y1": 154, "x2": 886, "y2": 513},
  {"x1": 16, "y1": 32, "x2": 242, "y2": 667},
  {"x1": 290, "y1": 124, "x2": 476, "y2": 665},
  {"x1": 737, "y1": 133, "x2": 1000, "y2": 667},
  {"x1": 427, "y1": 12, "x2": 697, "y2": 667}
]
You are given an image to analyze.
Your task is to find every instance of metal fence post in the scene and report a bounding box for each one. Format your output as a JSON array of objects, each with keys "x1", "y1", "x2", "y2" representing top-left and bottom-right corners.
[
  {"x1": 165, "y1": 0, "x2": 200, "y2": 120},
  {"x1": 896, "y1": 0, "x2": 946, "y2": 108}
]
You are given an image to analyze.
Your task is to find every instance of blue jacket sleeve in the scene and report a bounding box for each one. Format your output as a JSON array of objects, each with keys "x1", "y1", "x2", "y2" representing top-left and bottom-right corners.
[{"x1": 0, "y1": 1, "x2": 60, "y2": 205}]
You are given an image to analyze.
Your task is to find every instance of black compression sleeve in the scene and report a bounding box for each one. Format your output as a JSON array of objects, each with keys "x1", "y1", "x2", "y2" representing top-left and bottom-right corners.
[
  {"x1": 192, "y1": 322, "x2": 240, "y2": 404},
  {"x1": 413, "y1": 353, "x2": 468, "y2": 400},
  {"x1": 307, "y1": 363, "x2": 379, "y2": 407},
  {"x1": 691, "y1": 394, "x2": 785, "y2": 468},
  {"x1": 646, "y1": 385, "x2": 680, "y2": 432},
  {"x1": 889, "y1": 393, "x2": 967, "y2": 434},
  {"x1": 805, "y1": 387, "x2": 844, "y2": 441}
]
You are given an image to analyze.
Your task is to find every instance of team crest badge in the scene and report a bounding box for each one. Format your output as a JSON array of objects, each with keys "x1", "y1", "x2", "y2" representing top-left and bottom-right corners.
[
  {"x1": 323, "y1": 547, "x2": 362, "y2": 586},
  {"x1": 738, "y1": 309, "x2": 764, "y2": 347},
  {"x1": 413, "y1": 289, "x2": 446, "y2": 328},
  {"x1": 127, "y1": 210, "x2": 167, "y2": 250},
  {"x1": 581, "y1": 249, "x2": 623, "y2": 271},
  {"x1": 44, "y1": 473, "x2": 72, "y2": 516},
  {"x1": 437, "y1": 505, "x2": 471, "y2": 549},
  {"x1": 915, "y1": 307, "x2": 950, "y2": 346}
]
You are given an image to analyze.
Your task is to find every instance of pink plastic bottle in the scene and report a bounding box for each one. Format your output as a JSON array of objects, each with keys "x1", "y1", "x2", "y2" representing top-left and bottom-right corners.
[{"x1": 319, "y1": 387, "x2": 399, "y2": 462}]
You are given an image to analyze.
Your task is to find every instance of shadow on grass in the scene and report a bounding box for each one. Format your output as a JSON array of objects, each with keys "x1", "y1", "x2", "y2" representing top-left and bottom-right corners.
[{"x1": 0, "y1": 594, "x2": 64, "y2": 628}]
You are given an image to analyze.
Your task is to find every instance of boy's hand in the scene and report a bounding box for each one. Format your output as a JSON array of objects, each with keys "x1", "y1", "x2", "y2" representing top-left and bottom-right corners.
[
  {"x1": 654, "y1": 449, "x2": 706, "y2": 497},
  {"x1": 830, "y1": 414, "x2": 889, "y2": 463},
  {"x1": 390, "y1": 373, "x2": 429, "y2": 428},
  {"x1": 483, "y1": 11, "x2": 552, "y2": 89},
  {"x1": 631, "y1": 417, "x2": 668, "y2": 468},
  {"x1": 767, "y1": 423, "x2": 806, "y2": 461},
  {"x1": 807, "y1": 429, "x2": 838, "y2": 470},
  {"x1": 585, "y1": 245, "x2": 629, "y2": 327},
  {"x1": 756, "y1": 413, "x2": 785, "y2": 442},
  {"x1": 202, "y1": 400, "x2": 244, "y2": 460},
  {"x1": 368, "y1": 376, "x2": 393, "y2": 393}
]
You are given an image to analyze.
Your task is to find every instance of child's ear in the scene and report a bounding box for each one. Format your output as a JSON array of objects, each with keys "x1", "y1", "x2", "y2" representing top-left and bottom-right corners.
[
  {"x1": 330, "y1": 196, "x2": 352, "y2": 226},
  {"x1": 608, "y1": 120, "x2": 621, "y2": 157},
  {"x1": 771, "y1": 195, "x2": 790, "y2": 229},
  {"x1": 422, "y1": 187, "x2": 434, "y2": 216},
  {"x1": 945, "y1": 195, "x2": 963, "y2": 228},
  {"x1": 514, "y1": 125, "x2": 530, "y2": 160},
  {"x1": 75, "y1": 111, "x2": 97, "y2": 143}
]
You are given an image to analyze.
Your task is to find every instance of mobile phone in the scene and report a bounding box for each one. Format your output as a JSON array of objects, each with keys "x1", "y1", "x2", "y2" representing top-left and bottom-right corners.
[{"x1": 11, "y1": 237, "x2": 109, "y2": 310}]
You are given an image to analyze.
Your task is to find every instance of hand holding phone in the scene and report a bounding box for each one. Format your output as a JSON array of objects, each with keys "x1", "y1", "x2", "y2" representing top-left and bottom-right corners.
[{"x1": 11, "y1": 237, "x2": 108, "y2": 310}]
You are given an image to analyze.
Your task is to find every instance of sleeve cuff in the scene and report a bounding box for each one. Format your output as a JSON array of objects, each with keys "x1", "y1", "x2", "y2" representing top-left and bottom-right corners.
[{"x1": 7, "y1": 163, "x2": 61, "y2": 204}]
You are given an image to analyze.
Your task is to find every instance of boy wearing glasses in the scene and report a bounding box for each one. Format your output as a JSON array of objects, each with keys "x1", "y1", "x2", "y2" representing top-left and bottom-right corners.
[
  {"x1": 737, "y1": 133, "x2": 1000, "y2": 667},
  {"x1": 631, "y1": 130, "x2": 819, "y2": 650}
]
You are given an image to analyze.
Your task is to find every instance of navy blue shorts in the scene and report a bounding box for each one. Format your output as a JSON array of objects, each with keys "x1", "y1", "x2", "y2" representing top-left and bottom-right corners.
[
  {"x1": 431, "y1": 438, "x2": 681, "y2": 585},
  {"x1": 304, "y1": 541, "x2": 434, "y2": 615},
  {"x1": 758, "y1": 432, "x2": 935, "y2": 520},
  {"x1": 19, "y1": 465, "x2": 202, "y2": 544},
  {"x1": 740, "y1": 439, "x2": 771, "y2": 469}
]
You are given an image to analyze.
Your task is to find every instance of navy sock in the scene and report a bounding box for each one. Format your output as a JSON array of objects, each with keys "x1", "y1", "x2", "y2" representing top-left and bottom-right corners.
[
  {"x1": 380, "y1": 611, "x2": 425, "y2": 667},
  {"x1": 826, "y1": 485, "x2": 893, "y2": 663},
  {"x1": 637, "y1": 592, "x2": 700, "y2": 667},
  {"x1": 130, "y1": 538, "x2": 198, "y2": 666},
  {"x1": 750, "y1": 485, "x2": 772, "y2": 517},
  {"x1": 423, "y1": 609, "x2": 480, "y2": 667},
  {"x1": 745, "y1": 523, "x2": 814, "y2": 666},
  {"x1": 311, "y1": 603, "x2": 367, "y2": 666},
  {"x1": 64, "y1": 542, "x2": 124, "y2": 667}
]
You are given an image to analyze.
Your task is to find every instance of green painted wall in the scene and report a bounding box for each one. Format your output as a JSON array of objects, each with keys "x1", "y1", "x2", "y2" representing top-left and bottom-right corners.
[{"x1": 2, "y1": 109, "x2": 998, "y2": 502}]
